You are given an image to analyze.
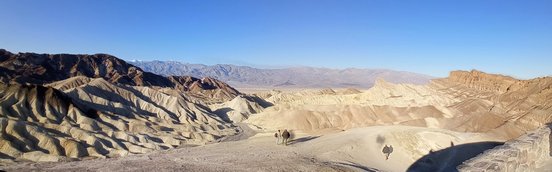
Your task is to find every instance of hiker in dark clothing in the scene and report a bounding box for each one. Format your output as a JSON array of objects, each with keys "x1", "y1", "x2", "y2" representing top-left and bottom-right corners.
[
  {"x1": 282, "y1": 129, "x2": 290, "y2": 146},
  {"x1": 382, "y1": 145, "x2": 393, "y2": 160}
]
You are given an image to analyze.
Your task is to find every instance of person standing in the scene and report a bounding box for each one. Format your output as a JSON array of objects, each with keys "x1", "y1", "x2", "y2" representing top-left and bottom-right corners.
[
  {"x1": 282, "y1": 129, "x2": 290, "y2": 146},
  {"x1": 275, "y1": 130, "x2": 281, "y2": 145},
  {"x1": 382, "y1": 145, "x2": 392, "y2": 160}
]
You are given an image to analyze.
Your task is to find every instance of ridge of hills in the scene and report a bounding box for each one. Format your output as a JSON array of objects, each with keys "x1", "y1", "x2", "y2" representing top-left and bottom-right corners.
[
  {"x1": 0, "y1": 77, "x2": 239, "y2": 162},
  {"x1": 130, "y1": 60, "x2": 435, "y2": 89},
  {"x1": 246, "y1": 70, "x2": 552, "y2": 139},
  {"x1": 0, "y1": 49, "x2": 250, "y2": 162},
  {"x1": 0, "y1": 49, "x2": 240, "y2": 103}
]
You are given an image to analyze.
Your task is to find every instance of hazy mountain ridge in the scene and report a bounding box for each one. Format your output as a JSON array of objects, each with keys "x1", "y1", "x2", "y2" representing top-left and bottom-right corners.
[{"x1": 130, "y1": 60, "x2": 435, "y2": 88}]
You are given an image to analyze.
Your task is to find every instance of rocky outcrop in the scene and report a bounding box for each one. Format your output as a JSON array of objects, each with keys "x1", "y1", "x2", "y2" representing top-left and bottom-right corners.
[
  {"x1": 168, "y1": 76, "x2": 241, "y2": 103},
  {"x1": 457, "y1": 124, "x2": 552, "y2": 171},
  {"x1": 445, "y1": 70, "x2": 527, "y2": 93},
  {"x1": 431, "y1": 70, "x2": 552, "y2": 138}
]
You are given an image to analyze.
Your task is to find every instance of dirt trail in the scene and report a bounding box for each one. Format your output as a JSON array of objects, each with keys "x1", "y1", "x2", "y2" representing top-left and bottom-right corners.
[{"x1": 217, "y1": 123, "x2": 258, "y2": 142}]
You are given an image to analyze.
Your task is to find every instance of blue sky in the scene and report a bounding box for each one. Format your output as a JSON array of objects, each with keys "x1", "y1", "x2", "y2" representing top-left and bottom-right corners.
[{"x1": 0, "y1": 0, "x2": 550, "y2": 79}]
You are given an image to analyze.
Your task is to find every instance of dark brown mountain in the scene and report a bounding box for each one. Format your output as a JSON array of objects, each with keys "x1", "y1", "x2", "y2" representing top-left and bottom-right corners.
[
  {"x1": 168, "y1": 76, "x2": 240, "y2": 103},
  {"x1": 0, "y1": 49, "x2": 241, "y2": 102},
  {"x1": 0, "y1": 49, "x2": 173, "y2": 87}
]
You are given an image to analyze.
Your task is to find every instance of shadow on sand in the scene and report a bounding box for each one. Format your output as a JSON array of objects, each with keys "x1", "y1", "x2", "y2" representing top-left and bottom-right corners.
[
  {"x1": 336, "y1": 161, "x2": 379, "y2": 172},
  {"x1": 287, "y1": 136, "x2": 320, "y2": 145},
  {"x1": 407, "y1": 141, "x2": 503, "y2": 172}
]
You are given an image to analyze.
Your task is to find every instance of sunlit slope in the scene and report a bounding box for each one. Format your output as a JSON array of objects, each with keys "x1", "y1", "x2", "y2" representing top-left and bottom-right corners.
[
  {"x1": 0, "y1": 78, "x2": 238, "y2": 162},
  {"x1": 247, "y1": 70, "x2": 552, "y2": 139}
]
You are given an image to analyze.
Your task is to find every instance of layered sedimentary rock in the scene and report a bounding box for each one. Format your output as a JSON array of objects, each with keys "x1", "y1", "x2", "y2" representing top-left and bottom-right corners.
[
  {"x1": 247, "y1": 70, "x2": 552, "y2": 140},
  {"x1": 0, "y1": 78, "x2": 235, "y2": 161},
  {"x1": 168, "y1": 76, "x2": 240, "y2": 103},
  {"x1": 0, "y1": 79, "x2": 238, "y2": 162},
  {"x1": 434, "y1": 70, "x2": 552, "y2": 138},
  {"x1": 446, "y1": 70, "x2": 527, "y2": 93},
  {"x1": 0, "y1": 49, "x2": 245, "y2": 162}
]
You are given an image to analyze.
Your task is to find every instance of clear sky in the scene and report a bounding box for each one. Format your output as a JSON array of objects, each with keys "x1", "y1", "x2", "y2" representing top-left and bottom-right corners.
[{"x1": 1, "y1": 0, "x2": 550, "y2": 79}]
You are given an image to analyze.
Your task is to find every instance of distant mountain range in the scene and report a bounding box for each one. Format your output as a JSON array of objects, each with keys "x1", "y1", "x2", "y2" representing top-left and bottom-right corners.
[{"x1": 130, "y1": 61, "x2": 434, "y2": 89}]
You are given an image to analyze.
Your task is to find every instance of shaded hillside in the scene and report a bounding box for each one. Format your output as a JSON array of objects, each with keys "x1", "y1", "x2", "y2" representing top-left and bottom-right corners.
[
  {"x1": 130, "y1": 61, "x2": 434, "y2": 88},
  {"x1": 0, "y1": 49, "x2": 248, "y2": 162},
  {"x1": 0, "y1": 79, "x2": 238, "y2": 162},
  {"x1": 168, "y1": 76, "x2": 240, "y2": 103},
  {"x1": 0, "y1": 49, "x2": 172, "y2": 87}
]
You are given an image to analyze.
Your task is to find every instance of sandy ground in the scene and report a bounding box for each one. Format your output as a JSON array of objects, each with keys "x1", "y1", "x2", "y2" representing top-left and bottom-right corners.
[
  {"x1": 1, "y1": 124, "x2": 502, "y2": 172},
  {"x1": 536, "y1": 161, "x2": 552, "y2": 172},
  {"x1": 0, "y1": 124, "x2": 368, "y2": 172}
]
